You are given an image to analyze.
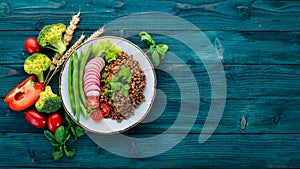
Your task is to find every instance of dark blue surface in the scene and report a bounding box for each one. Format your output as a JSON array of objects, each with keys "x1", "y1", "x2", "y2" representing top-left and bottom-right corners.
[{"x1": 0, "y1": 0, "x2": 300, "y2": 168}]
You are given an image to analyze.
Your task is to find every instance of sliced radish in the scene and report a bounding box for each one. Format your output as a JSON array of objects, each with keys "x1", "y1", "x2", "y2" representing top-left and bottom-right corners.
[{"x1": 86, "y1": 91, "x2": 100, "y2": 97}]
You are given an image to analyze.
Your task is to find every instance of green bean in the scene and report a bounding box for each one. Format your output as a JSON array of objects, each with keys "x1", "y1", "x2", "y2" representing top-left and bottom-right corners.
[
  {"x1": 78, "y1": 45, "x2": 93, "y2": 107},
  {"x1": 68, "y1": 57, "x2": 75, "y2": 113},
  {"x1": 72, "y1": 51, "x2": 81, "y2": 122}
]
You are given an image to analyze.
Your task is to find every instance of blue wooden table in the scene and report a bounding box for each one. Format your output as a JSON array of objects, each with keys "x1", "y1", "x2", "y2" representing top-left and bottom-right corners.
[{"x1": 1, "y1": 0, "x2": 300, "y2": 168}]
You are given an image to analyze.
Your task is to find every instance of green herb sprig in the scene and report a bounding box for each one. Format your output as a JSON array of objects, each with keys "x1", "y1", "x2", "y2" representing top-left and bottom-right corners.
[
  {"x1": 139, "y1": 31, "x2": 169, "y2": 66},
  {"x1": 104, "y1": 65, "x2": 132, "y2": 100},
  {"x1": 44, "y1": 113, "x2": 86, "y2": 160}
]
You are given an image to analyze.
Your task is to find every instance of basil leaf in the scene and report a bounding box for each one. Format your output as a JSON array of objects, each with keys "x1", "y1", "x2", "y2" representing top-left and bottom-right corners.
[
  {"x1": 151, "y1": 50, "x2": 160, "y2": 66},
  {"x1": 75, "y1": 126, "x2": 86, "y2": 138},
  {"x1": 64, "y1": 113, "x2": 73, "y2": 125},
  {"x1": 157, "y1": 44, "x2": 169, "y2": 53},
  {"x1": 53, "y1": 150, "x2": 63, "y2": 160},
  {"x1": 156, "y1": 44, "x2": 169, "y2": 60},
  {"x1": 65, "y1": 149, "x2": 76, "y2": 157},
  {"x1": 51, "y1": 142, "x2": 61, "y2": 147},
  {"x1": 44, "y1": 130, "x2": 55, "y2": 141},
  {"x1": 139, "y1": 31, "x2": 156, "y2": 46},
  {"x1": 55, "y1": 126, "x2": 65, "y2": 144}
]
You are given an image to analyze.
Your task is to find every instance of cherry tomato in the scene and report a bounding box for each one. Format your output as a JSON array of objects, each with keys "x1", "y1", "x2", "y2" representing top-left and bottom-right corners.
[
  {"x1": 87, "y1": 96, "x2": 99, "y2": 109},
  {"x1": 47, "y1": 113, "x2": 62, "y2": 132},
  {"x1": 91, "y1": 110, "x2": 103, "y2": 122},
  {"x1": 24, "y1": 38, "x2": 40, "y2": 54},
  {"x1": 25, "y1": 110, "x2": 46, "y2": 129},
  {"x1": 4, "y1": 76, "x2": 44, "y2": 111},
  {"x1": 99, "y1": 103, "x2": 110, "y2": 117}
]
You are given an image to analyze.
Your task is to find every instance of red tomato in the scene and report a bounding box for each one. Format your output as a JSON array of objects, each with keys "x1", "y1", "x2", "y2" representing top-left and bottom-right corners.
[
  {"x1": 91, "y1": 110, "x2": 103, "y2": 122},
  {"x1": 25, "y1": 110, "x2": 46, "y2": 128},
  {"x1": 47, "y1": 113, "x2": 62, "y2": 132},
  {"x1": 4, "y1": 76, "x2": 44, "y2": 111},
  {"x1": 99, "y1": 103, "x2": 110, "y2": 117},
  {"x1": 87, "y1": 96, "x2": 99, "y2": 109},
  {"x1": 24, "y1": 38, "x2": 40, "y2": 54}
]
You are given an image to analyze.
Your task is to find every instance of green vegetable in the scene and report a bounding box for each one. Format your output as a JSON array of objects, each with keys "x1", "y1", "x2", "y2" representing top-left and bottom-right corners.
[
  {"x1": 24, "y1": 53, "x2": 51, "y2": 83},
  {"x1": 44, "y1": 112, "x2": 86, "y2": 160},
  {"x1": 37, "y1": 23, "x2": 67, "y2": 56},
  {"x1": 139, "y1": 31, "x2": 169, "y2": 66},
  {"x1": 79, "y1": 46, "x2": 93, "y2": 108},
  {"x1": 92, "y1": 40, "x2": 121, "y2": 63},
  {"x1": 105, "y1": 65, "x2": 132, "y2": 99},
  {"x1": 68, "y1": 57, "x2": 75, "y2": 112},
  {"x1": 72, "y1": 52, "x2": 81, "y2": 121},
  {"x1": 35, "y1": 86, "x2": 62, "y2": 113}
]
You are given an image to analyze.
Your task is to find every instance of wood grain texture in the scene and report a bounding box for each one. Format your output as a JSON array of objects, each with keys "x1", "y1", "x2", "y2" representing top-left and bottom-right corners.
[
  {"x1": 1, "y1": 64, "x2": 299, "y2": 99},
  {"x1": 0, "y1": 0, "x2": 299, "y2": 31},
  {"x1": 1, "y1": 98, "x2": 300, "y2": 134},
  {"x1": 0, "y1": 30, "x2": 299, "y2": 65},
  {"x1": 1, "y1": 0, "x2": 300, "y2": 168},
  {"x1": 0, "y1": 133, "x2": 299, "y2": 168}
]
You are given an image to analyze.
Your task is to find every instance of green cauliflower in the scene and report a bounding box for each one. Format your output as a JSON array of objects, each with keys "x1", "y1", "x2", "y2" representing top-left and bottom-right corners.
[
  {"x1": 24, "y1": 53, "x2": 51, "y2": 83},
  {"x1": 35, "y1": 86, "x2": 62, "y2": 113},
  {"x1": 38, "y1": 23, "x2": 67, "y2": 56}
]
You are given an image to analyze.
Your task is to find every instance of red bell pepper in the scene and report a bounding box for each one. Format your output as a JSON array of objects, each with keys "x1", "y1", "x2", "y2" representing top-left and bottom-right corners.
[{"x1": 4, "y1": 76, "x2": 44, "y2": 111}]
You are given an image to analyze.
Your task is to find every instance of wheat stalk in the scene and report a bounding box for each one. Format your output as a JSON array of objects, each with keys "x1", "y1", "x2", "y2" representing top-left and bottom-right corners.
[
  {"x1": 45, "y1": 12, "x2": 81, "y2": 84},
  {"x1": 44, "y1": 34, "x2": 85, "y2": 86},
  {"x1": 64, "y1": 12, "x2": 81, "y2": 46},
  {"x1": 84, "y1": 26, "x2": 105, "y2": 43}
]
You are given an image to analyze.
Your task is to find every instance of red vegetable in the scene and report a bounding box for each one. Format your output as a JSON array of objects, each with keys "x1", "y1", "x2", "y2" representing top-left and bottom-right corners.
[
  {"x1": 87, "y1": 96, "x2": 100, "y2": 109},
  {"x1": 24, "y1": 38, "x2": 40, "y2": 54},
  {"x1": 47, "y1": 113, "x2": 62, "y2": 132},
  {"x1": 99, "y1": 103, "x2": 110, "y2": 117},
  {"x1": 25, "y1": 110, "x2": 46, "y2": 128},
  {"x1": 4, "y1": 76, "x2": 44, "y2": 111},
  {"x1": 91, "y1": 110, "x2": 103, "y2": 122}
]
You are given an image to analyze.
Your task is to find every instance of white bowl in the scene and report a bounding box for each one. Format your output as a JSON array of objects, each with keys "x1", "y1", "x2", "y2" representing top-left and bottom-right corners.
[{"x1": 60, "y1": 36, "x2": 156, "y2": 134}]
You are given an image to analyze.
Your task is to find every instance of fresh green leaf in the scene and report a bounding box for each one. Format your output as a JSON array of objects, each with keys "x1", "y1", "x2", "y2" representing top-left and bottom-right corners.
[
  {"x1": 121, "y1": 86, "x2": 129, "y2": 97},
  {"x1": 64, "y1": 149, "x2": 76, "y2": 157},
  {"x1": 51, "y1": 142, "x2": 61, "y2": 147},
  {"x1": 75, "y1": 126, "x2": 86, "y2": 137},
  {"x1": 139, "y1": 31, "x2": 156, "y2": 46},
  {"x1": 44, "y1": 130, "x2": 55, "y2": 141},
  {"x1": 104, "y1": 90, "x2": 113, "y2": 96},
  {"x1": 157, "y1": 44, "x2": 169, "y2": 53},
  {"x1": 55, "y1": 126, "x2": 65, "y2": 144},
  {"x1": 151, "y1": 50, "x2": 160, "y2": 66},
  {"x1": 53, "y1": 151, "x2": 63, "y2": 160},
  {"x1": 64, "y1": 113, "x2": 73, "y2": 125},
  {"x1": 156, "y1": 44, "x2": 169, "y2": 60},
  {"x1": 139, "y1": 31, "x2": 169, "y2": 66},
  {"x1": 70, "y1": 127, "x2": 77, "y2": 138},
  {"x1": 119, "y1": 66, "x2": 132, "y2": 82}
]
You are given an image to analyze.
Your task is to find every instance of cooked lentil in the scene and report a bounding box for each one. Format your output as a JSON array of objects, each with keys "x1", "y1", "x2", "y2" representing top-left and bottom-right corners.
[{"x1": 100, "y1": 52, "x2": 146, "y2": 122}]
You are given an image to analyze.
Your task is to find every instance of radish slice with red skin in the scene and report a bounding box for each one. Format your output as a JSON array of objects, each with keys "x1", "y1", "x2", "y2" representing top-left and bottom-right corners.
[
  {"x1": 86, "y1": 91, "x2": 100, "y2": 97},
  {"x1": 83, "y1": 57, "x2": 105, "y2": 97},
  {"x1": 84, "y1": 85, "x2": 101, "y2": 93},
  {"x1": 83, "y1": 72, "x2": 101, "y2": 80},
  {"x1": 84, "y1": 83, "x2": 101, "y2": 92},
  {"x1": 84, "y1": 79, "x2": 100, "y2": 87}
]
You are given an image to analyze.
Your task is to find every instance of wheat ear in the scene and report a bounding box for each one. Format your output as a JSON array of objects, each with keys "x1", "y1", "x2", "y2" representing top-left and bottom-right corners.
[
  {"x1": 84, "y1": 26, "x2": 105, "y2": 43},
  {"x1": 44, "y1": 34, "x2": 85, "y2": 86}
]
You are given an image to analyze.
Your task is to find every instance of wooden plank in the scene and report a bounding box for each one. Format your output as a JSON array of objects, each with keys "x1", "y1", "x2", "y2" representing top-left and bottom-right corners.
[
  {"x1": 0, "y1": 0, "x2": 300, "y2": 31},
  {"x1": 1, "y1": 30, "x2": 299, "y2": 65},
  {"x1": 1, "y1": 97, "x2": 300, "y2": 134},
  {"x1": 1, "y1": 64, "x2": 299, "y2": 99},
  {"x1": 0, "y1": 133, "x2": 299, "y2": 168}
]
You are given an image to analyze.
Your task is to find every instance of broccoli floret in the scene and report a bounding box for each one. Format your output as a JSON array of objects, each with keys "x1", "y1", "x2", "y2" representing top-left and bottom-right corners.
[
  {"x1": 38, "y1": 23, "x2": 67, "y2": 56},
  {"x1": 35, "y1": 86, "x2": 62, "y2": 113},
  {"x1": 24, "y1": 53, "x2": 51, "y2": 83}
]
